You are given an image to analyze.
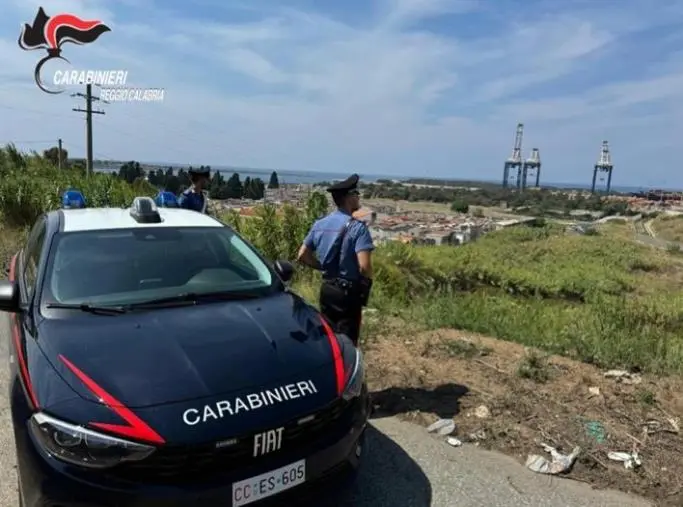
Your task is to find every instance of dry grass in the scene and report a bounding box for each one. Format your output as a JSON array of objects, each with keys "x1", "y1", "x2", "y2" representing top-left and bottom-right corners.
[
  {"x1": 652, "y1": 214, "x2": 683, "y2": 243},
  {"x1": 599, "y1": 221, "x2": 637, "y2": 241}
]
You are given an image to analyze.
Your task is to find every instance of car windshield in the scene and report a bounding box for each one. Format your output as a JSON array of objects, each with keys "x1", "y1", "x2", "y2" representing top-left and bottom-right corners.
[{"x1": 43, "y1": 226, "x2": 278, "y2": 307}]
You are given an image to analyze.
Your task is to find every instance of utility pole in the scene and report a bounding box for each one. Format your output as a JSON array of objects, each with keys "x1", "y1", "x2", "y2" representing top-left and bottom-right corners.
[
  {"x1": 57, "y1": 138, "x2": 63, "y2": 170},
  {"x1": 72, "y1": 84, "x2": 105, "y2": 176}
]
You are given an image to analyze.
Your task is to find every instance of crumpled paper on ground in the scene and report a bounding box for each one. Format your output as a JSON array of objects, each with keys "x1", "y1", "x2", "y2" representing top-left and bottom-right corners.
[
  {"x1": 604, "y1": 370, "x2": 642, "y2": 385},
  {"x1": 526, "y1": 443, "x2": 581, "y2": 475},
  {"x1": 607, "y1": 451, "x2": 642, "y2": 469}
]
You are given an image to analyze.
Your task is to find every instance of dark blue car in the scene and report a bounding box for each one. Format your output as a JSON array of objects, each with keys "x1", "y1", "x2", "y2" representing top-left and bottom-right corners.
[{"x1": 2, "y1": 197, "x2": 370, "y2": 506}]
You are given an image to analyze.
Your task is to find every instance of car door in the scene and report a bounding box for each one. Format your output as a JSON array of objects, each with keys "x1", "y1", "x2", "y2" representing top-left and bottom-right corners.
[
  {"x1": 7, "y1": 216, "x2": 46, "y2": 408},
  {"x1": 20, "y1": 216, "x2": 47, "y2": 313}
]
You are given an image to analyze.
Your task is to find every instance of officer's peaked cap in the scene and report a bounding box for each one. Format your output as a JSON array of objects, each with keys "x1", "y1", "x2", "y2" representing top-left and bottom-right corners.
[
  {"x1": 188, "y1": 166, "x2": 210, "y2": 176},
  {"x1": 326, "y1": 173, "x2": 360, "y2": 194}
]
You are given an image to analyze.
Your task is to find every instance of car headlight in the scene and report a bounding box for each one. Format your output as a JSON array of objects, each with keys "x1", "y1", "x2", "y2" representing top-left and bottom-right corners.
[
  {"x1": 29, "y1": 412, "x2": 156, "y2": 469},
  {"x1": 341, "y1": 346, "x2": 365, "y2": 401}
]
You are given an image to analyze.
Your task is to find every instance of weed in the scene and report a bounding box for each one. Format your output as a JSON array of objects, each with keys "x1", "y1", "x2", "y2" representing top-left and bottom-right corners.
[
  {"x1": 517, "y1": 351, "x2": 552, "y2": 383},
  {"x1": 636, "y1": 388, "x2": 656, "y2": 406},
  {"x1": 439, "y1": 339, "x2": 491, "y2": 359}
]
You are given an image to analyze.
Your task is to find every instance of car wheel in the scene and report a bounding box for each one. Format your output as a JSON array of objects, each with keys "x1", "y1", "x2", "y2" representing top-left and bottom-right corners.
[
  {"x1": 343, "y1": 432, "x2": 365, "y2": 483},
  {"x1": 344, "y1": 462, "x2": 360, "y2": 484}
]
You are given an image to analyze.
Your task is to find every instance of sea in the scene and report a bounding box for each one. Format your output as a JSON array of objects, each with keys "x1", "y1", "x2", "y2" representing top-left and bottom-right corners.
[
  {"x1": 94, "y1": 164, "x2": 666, "y2": 193},
  {"x1": 95, "y1": 164, "x2": 395, "y2": 185}
]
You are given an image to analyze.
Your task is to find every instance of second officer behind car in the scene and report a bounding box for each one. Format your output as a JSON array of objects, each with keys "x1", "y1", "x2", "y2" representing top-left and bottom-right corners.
[
  {"x1": 178, "y1": 167, "x2": 210, "y2": 213},
  {"x1": 296, "y1": 174, "x2": 374, "y2": 346}
]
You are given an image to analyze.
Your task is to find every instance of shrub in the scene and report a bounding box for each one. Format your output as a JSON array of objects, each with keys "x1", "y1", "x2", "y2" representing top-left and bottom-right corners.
[
  {"x1": 0, "y1": 145, "x2": 154, "y2": 227},
  {"x1": 4, "y1": 144, "x2": 683, "y2": 374}
]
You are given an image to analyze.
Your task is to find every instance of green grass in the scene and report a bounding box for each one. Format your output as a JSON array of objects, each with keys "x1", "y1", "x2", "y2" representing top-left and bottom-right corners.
[
  {"x1": 0, "y1": 144, "x2": 156, "y2": 228},
  {"x1": 4, "y1": 144, "x2": 683, "y2": 375},
  {"x1": 293, "y1": 226, "x2": 683, "y2": 374}
]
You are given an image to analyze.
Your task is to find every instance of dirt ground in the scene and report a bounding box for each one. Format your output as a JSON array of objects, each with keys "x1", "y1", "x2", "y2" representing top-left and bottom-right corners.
[{"x1": 364, "y1": 327, "x2": 683, "y2": 507}]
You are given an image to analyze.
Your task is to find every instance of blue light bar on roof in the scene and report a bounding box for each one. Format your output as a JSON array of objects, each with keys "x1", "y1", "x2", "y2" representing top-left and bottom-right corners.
[
  {"x1": 155, "y1": 191, "x2": 179, "y2": 208},
  {"x1": 62, "y1": 190, "x2": 86, "y2": 209}
]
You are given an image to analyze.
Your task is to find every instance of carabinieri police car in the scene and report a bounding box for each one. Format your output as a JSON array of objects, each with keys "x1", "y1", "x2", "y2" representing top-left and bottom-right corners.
[{"x1": 3, "y1": 192, "x2": 370, "y2": 506}]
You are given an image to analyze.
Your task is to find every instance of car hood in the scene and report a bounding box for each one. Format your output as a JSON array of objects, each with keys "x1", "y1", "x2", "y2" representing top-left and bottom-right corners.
[{"x1": 38, "y1": 292, "x2": 341, "y2": 409}]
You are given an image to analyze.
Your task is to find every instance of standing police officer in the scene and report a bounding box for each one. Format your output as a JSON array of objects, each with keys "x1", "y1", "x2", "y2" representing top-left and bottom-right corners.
[
  {"x1": 297, "y1": 174, "x2": 374, "y2": 346},
  {"x1": 178, "y1": 167, "x2": 210, "y2": 213}
]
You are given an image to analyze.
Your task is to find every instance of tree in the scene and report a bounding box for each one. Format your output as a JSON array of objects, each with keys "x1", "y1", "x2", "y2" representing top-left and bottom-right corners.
[
  {"x1": 118, "y1": 161, "x2": 144, "y2": 184},
  {"x1": 43, "y1": 146, "x2": 68, "y2": 168},
  {"x1": 225, "y1": 173, "x2": 243, "y2": 198},
  {"x1": 268, "y1": 171, "x2": 280, "y2": 189},
  {"x1": 176, "y1": 169, "x2": 191, "y2": 190},
  {"x1": 244, "y1": 177, "x2": 265, "y2": 200},
  {"x1": 164, "y1": 168, "x2": 182, "y2": 194},
  {"x1": 208, "y1": 171, "x2": 227, "y2": 199},
  {"x1": 451, "y1": 200, "x2": 469, "y2": 213},
  {"x1": 305, "y1": 191, "x2": 328, "y2": 229}
]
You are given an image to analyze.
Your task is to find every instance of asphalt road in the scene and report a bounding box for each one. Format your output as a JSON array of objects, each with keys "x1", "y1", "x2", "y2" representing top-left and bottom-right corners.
[{"x1": 0, "y1": 314, "x2": 651, "y2": 507}]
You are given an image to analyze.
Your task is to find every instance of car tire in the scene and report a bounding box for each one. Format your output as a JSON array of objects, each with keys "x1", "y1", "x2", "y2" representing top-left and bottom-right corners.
[
  {"x1": 342, "y1": 432, "x2": 365, "y2": 484},
  {"x1": 17, "y1": 477, "x2": 23, "y2": 507},
  {"x1": 344, "y1": 462, "x2": 360, "y2": 484}
]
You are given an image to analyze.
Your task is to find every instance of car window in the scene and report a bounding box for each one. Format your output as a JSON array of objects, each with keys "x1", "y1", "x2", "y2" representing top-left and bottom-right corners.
[
  {"x1": 23, "y1": 218, "x2": 47, "y2": 299},
  {"x1": 44, "y1": 226, "x2": 277, "y2": 306}
]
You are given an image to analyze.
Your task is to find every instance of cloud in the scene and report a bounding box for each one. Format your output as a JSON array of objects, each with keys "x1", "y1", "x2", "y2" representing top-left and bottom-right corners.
[
  {"x1": 1, "y1": 0, "x2": 683, "y2": 186},
  {"x1": 380, "y1": 0, "x2": 479, "y2": 27}
]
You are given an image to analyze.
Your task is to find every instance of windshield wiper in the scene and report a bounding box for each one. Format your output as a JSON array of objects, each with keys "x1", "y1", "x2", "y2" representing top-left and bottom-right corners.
[
  {"x1": 45, "y1": 303, "x2": 127, "y2": 315},
  {"x1": 126, "y1": 291, "x2": 261, "y2": 309}
]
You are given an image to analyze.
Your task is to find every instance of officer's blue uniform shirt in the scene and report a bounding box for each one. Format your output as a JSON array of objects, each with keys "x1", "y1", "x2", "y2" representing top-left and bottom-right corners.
[
  {"x1": 304, "y1": 210, "x2": 374, "y2": 281},
  {"x1": 177, "y1": 188, "x2": 205, "y2": 213}
]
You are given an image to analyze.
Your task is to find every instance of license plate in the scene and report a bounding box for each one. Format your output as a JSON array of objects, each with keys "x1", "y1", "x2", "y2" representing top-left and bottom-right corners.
[{"x1": 232, "y1": 459, "x2": 306, "y2": 506}]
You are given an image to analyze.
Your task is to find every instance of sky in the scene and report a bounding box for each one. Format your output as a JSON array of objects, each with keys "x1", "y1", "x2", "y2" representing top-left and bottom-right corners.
[{"x1": 2, "y1": 0, "x2": 683, "y2": 187}]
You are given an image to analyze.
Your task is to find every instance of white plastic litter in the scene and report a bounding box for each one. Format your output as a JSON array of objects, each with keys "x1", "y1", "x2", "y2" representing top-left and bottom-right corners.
[
  {"x1": 607, "y1": 451, "x2": 642, "y2": 469},
  {"x1": 474, "y1": 405, "x2": 491, "y2": 419},
  {"x1": 447, "y1": 437, "x2": 463, "y2": 447},
  {"x1": 525, "y1": 443, "x2": 581, "y2": 475},
  {"x1": 603, "y1": 370, "x2": 642, "y2": 385},
  {"x1": 426, "y1": 419, "x2": 456, "y2": 436}
]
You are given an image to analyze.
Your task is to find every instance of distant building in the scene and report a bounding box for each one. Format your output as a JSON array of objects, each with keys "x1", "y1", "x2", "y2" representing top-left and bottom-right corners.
[
  {"x1": 421, "y1": 232, "x2": 453, "y2": 245},
  {"x1": 353, "y1": 207, "x2": 376, "y2": 225}
]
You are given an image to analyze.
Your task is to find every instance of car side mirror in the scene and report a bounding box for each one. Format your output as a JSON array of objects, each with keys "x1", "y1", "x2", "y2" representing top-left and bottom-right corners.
[
  {"x1": 274, "y1": 260, "x2": 294, "y2": 283},
  {"x1": 0, "y1": 281, "x2": 20, "y2": 313}
]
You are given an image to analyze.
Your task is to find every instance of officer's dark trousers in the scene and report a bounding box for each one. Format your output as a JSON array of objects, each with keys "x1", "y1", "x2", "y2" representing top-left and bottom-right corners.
[{"x1": 319, "y1": 281, "x2": 363, "y2": 346}]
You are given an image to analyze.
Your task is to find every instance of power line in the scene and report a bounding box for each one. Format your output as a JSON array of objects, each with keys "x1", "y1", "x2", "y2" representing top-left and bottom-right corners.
[
  {"x1": 0, "y1": 103, "x2": 80, "y2": 122},
  {"x1": 72, "y1": 84, "x2": 106, "y2": 177},
  {"x1": 91, "y1": 118, "x2": 197, "y2": 162},
  {"x1": 6, "y1": 139, "x2": 57, "y2": 145}
]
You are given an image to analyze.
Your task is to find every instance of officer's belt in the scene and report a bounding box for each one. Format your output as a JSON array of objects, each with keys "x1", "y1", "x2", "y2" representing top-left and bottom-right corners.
[{"x1": 322, "y1": 277, "x2": 357, "y2": 289}]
